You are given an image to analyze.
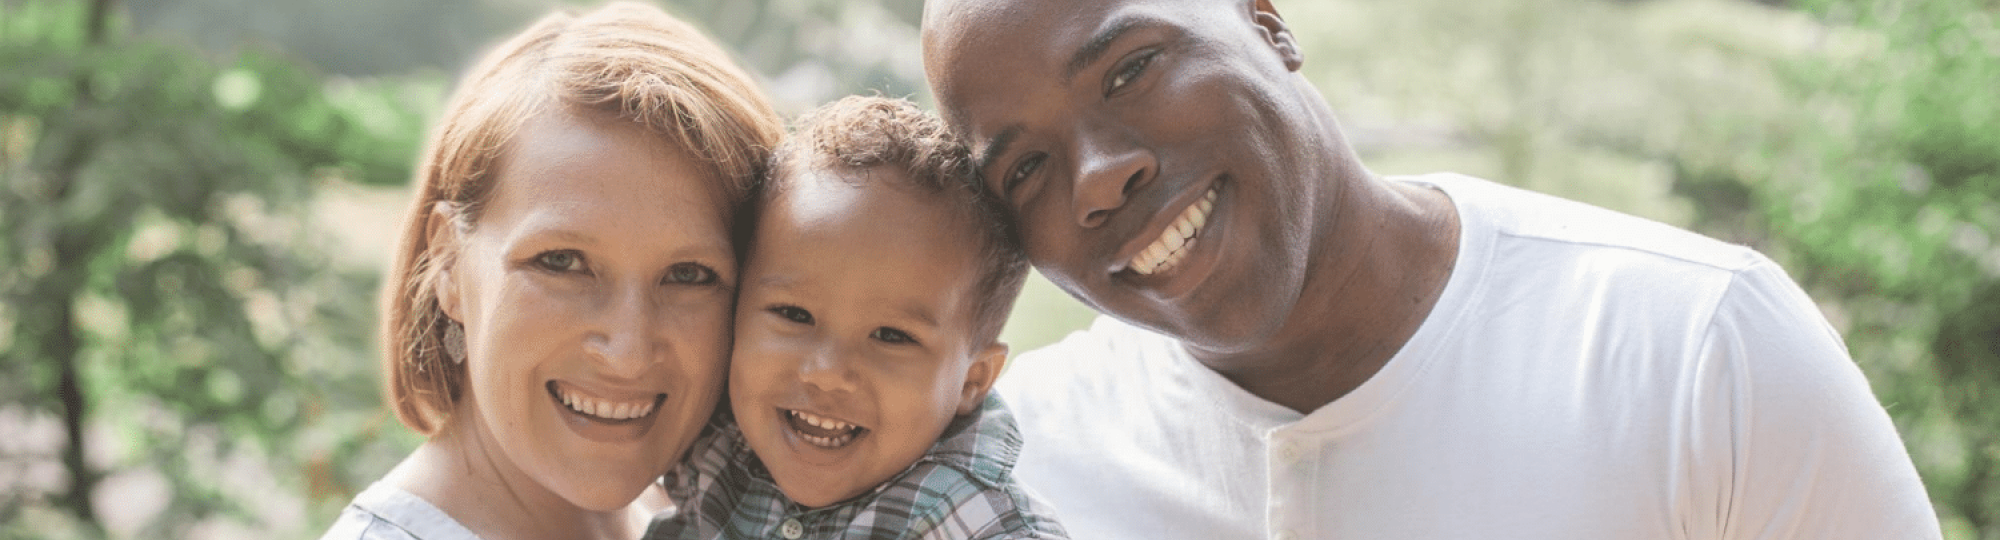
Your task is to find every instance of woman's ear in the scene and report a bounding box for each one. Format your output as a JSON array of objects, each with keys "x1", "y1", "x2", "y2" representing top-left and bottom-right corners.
[
  {"x1": 957, "y1": 342, "x2": 1009, "y2": 415},
  {"x1": 428, "y1": 201, "x2": 466, "y2": 323},
  {"x1": 1251, "y1": 0, "x2": 1303, "y2": 72}
]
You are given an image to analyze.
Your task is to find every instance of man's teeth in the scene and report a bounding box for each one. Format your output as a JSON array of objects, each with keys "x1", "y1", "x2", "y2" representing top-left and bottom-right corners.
[
  {"x1": 557, "y1": 388, "x2": 656, "y2": 420},
  {"x1": 1130, "y1": 187, "x2": 1218, "y2": 275}
]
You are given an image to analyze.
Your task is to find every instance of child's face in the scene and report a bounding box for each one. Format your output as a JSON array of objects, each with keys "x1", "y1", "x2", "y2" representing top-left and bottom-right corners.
[{"x1": 730, "y1": 166, "x2": 1004, "y2": 508}]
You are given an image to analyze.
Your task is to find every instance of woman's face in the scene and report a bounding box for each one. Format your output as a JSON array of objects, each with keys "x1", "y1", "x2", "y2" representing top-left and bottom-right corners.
[{"x1": 437, "y1": 110, "x2": 735, "y2": 512}]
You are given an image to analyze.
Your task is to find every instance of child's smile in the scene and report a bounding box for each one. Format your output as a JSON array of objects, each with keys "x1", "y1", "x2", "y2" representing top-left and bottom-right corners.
[
  {"x1": 729, "y1": 166, "x2": 1002, "y2": 508},
  {"x1": 783, "y1": 408, "x2": 866, "y2": 448}
]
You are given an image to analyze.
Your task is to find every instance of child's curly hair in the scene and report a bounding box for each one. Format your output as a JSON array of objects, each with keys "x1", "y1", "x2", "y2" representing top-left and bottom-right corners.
[{"x1": 761, "y1": 95, "x2": 1029, "y2": 344}]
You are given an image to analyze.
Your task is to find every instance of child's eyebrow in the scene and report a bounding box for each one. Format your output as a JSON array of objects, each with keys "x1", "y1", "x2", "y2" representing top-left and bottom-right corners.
[
  {"x1": 751, "y1": 272, "x2": 802, "y2": 290},
  {"x1": 887, "y1": 298, "x2": 941, "y2": 331}
]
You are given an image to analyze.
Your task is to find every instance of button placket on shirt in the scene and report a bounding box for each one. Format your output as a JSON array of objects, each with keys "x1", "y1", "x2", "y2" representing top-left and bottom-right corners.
[
  {"x1": 780, "y1": 517, "x2": 804, "y2": 539},
  {"x1": 1268, "y1": 430, "x2": 1318, "y2": 540}
]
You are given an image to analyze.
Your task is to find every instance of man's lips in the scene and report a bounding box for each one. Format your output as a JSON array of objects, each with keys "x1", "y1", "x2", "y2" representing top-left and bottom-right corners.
[{"x1": 1123, "y1": 184, "x2": 1220, "y2": 276}]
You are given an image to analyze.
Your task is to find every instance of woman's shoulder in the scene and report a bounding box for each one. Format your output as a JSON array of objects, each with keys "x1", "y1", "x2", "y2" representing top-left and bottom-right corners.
[{"x1": 319, "y1": 482, "x2": 482, "y2": 540}]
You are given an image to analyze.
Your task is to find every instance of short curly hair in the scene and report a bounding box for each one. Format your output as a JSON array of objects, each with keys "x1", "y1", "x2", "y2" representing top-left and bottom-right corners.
[
  {"x1": 758, "y1": 95, "x2": 1028, "y2": 344},
  {"x1": 381, "y1": 1, "x2": 783, "y2": 435}
]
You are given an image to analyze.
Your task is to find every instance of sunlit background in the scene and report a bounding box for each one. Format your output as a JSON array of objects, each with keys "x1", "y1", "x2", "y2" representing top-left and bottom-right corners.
[{"x1": 3, "y1": 0, "x2": 1996, "y2": 537}]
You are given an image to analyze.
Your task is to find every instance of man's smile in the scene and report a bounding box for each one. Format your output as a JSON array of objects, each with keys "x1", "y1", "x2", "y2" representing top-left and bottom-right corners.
[{"x1": 1127, "y1": 185, "x2": 1219, "y2": 275}]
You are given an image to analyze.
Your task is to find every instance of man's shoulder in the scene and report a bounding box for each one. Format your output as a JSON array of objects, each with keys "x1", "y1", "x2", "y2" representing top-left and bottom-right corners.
[
  {"x1": 1410, "y1": 172, "x2": 1764, "y2": 275},
  {"x1": 998, "y1": 316, "x2": 1174, "y2": 404}
]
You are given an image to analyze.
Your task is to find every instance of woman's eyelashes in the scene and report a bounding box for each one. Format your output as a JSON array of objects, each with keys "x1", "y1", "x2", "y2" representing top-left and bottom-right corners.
[
  {"x1": 533, "y1": 250, "x2": 587, "y2": 273},
  {"x1": 663, "y1": 262, "x2": 719, "y2": 285},
  {"x1": 530, "y1": 250, "x2": 719, "y2": 287}
]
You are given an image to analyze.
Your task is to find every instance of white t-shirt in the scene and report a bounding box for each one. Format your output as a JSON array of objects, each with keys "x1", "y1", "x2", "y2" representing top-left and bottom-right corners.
[
  {"x1": 997, "y1": 174, "x2": 1940, "y2": 540},
  {"x1": 320, "y1": 482, "x2": 480, "y2": 540}
]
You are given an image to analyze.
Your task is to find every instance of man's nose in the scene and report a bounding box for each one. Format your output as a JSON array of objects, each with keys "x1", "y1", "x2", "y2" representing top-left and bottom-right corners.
[{"x1": 1071, "y1": 131, "x2": 1155, "y2": 229}]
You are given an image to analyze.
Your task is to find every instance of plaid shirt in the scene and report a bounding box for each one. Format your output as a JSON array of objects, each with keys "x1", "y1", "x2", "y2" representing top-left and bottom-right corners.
[{"x1": 644, "y1": 395, "x2": 1068, "y2": 540}]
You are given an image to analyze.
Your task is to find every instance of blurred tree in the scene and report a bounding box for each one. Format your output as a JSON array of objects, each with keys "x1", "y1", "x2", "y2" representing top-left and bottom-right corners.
[
  {"x1": 1, "y1": 0, "x2": 429, "y2": 537},
  {"x1": 1669, "y1": 0, "x2": 2000, "y2": 535}
]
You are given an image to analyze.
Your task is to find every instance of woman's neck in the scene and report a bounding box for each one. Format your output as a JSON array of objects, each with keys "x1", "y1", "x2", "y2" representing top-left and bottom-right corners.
[{"x1": 385, "y1": 418, "x2": 652, "y2": 540}]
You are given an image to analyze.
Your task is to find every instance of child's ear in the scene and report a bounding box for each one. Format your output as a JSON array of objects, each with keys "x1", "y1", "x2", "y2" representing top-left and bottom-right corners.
[
  {"x1": 956, "y1": 342, "x2": 1008, "y2": 415},
  {"x1": 428, "y1": 201, "x2": 466, "y2": 323}
]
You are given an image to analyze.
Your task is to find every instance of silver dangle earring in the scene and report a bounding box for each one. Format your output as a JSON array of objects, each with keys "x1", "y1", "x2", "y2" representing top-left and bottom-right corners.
[{"x1": 443, "y1": 320, "x2": 467, "y2": 364}]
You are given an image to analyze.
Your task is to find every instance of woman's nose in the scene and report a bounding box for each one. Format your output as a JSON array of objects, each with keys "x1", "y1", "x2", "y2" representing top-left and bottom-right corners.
[{"x1": 585, "y1": 284, "x2": 658, "y2": 376}]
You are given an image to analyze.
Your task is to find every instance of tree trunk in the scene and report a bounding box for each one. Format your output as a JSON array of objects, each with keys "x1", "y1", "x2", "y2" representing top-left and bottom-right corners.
[{"x1": 52, "y1": 298, "x2": 96, "y2": 527}]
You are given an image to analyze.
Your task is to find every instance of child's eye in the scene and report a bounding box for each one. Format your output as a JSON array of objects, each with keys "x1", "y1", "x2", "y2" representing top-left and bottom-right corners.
[
  {"x1": 534, "y1": 250, "x2": 586, "y2": 273},
  {"x1": 870, "y1": 327, "x2": 917, "y2": 345},
  {"x1": 769, "y1": 305, "x2": 813, "y2": 325},
  {"x1": 662, "y1": 262, "x2": 718, "y2": 285}
]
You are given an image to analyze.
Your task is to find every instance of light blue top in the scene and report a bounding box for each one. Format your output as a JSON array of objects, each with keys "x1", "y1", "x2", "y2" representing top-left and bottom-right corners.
[{"x1": 320, "y1": 482, "x2": 480, "y2": 540}]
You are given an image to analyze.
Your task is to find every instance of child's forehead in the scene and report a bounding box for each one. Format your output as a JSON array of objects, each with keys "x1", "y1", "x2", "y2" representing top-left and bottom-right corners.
[{"x1": 765, "y1": 165, "x2": 979, "y2": 242}]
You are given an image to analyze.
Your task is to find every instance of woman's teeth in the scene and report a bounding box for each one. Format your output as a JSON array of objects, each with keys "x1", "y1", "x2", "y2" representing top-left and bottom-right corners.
[
  {"x1": 1130, "y1": 187, "x2": 1218, "y2": 275},
  {"x1": 555, "y1": 386, "x2": 657, "y2": 420}
]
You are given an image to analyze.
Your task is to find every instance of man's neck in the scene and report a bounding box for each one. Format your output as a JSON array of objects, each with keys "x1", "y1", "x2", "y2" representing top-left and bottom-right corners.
[{"x1": 1190, "y1": 178, "x2": 1459, "y2": 414}]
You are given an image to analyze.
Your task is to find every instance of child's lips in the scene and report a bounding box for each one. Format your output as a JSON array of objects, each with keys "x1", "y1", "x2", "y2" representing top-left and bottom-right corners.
[{"x1": 783, "y1": 408, "x2": 866, "y2": 449}]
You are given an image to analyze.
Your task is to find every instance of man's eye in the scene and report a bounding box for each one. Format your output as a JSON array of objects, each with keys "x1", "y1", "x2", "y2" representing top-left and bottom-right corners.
[
  {"x1": 534, "y1": 250, "x2": 585, "y2": 272},
  {"x1": 1105, "y1": 49, "x2": 1159, "y2": 96},
  {"x1": 770, "y1": 305, "x2": 813, "y2": 324},
  {"x1": 870, "y1": 327, "x2": 916, "y2": 345},
  {"x1": 663, "y1": 262, "x2": 718, "y2": 285},
  {"x1": 1003, "y1": 153, "x2": 1046, "y2": 195}
]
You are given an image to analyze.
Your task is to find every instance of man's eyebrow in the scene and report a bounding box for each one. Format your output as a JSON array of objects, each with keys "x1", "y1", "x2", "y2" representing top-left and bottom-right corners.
[
  {"x1": 975, "y1": 126, "x2": 1021, "y2": 178},
  {"x1": 1063, "y1": 16, "x2": 1149, "y2": 83}
]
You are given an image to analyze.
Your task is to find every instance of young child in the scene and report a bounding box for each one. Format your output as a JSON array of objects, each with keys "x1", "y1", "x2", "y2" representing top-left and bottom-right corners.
[{"x1": 644, "y1": 96, "x2": 1067, "y2": 539}]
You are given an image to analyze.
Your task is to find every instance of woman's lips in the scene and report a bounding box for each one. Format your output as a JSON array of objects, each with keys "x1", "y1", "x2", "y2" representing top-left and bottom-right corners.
[
  {"x1": 549, "y1": 381, "x2": 661, "y2": 421},
  {"x1": 546, "y1": 381, "x2": 665, "y2": 443}
]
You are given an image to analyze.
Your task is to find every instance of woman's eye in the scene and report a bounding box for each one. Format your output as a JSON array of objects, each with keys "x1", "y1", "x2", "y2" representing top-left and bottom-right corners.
[
  {"x1": 1003, "y1": 153, "x2": 1046, "y2": 196},
  {"x1": 770, "y1": 305, "x2": 813, "y2": 325},
  {"x1": 1105, "y1": 49, "x2": 1158, "y2": 96},
  {"x1": 534, "y1": 250, "x2": 585, "y2": 273},
  {"x1": 870, "y1": 327, "x2": 917, "y2": 345},
  {"x1": 663, "y1": 262, "x2": 718, "y2": 285}
]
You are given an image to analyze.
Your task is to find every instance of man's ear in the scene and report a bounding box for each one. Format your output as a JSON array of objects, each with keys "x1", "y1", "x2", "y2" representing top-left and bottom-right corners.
[
  {"x1": 1251, "y1": 0, "x2": 1303, "y2": 72},
  {"x1": 957, "y1": 342, "x2": 1009, "y2": 415},
  {"x1": 428, "y1": 201, "x2": 466, "y2": 323}
]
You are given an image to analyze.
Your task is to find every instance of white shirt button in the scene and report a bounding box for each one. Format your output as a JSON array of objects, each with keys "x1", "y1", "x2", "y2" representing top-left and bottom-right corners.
[
  {"x1": 781, "y1": 518, "x2": 804, "y2": 539},
  {"x1": 1278, "y1": 441, "x2": 1304, "y2": 463}
]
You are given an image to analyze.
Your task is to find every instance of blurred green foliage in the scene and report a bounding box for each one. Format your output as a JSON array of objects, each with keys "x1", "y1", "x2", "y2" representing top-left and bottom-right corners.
[
  {"x1": 1, "y1": 0, "x2": 431, "y2": 536},
  {"x1": 1726, "y1": 0, "x2": 2000, "y2": 534}
]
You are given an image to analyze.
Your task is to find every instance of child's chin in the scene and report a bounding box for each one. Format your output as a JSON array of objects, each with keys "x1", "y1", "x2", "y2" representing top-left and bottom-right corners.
[{"x1": 774, "y1": 478, "x2": 865, "y2": 509}]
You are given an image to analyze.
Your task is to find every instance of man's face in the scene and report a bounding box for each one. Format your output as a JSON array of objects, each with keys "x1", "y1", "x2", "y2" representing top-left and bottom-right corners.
[{"x1": 925, "y1": 0, "x2": 1335, "y2": 356}]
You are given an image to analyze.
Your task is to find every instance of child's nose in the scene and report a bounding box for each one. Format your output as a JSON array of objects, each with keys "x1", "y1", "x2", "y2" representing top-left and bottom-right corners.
[{"x1": 796, "y1": 344, "x2": 858, "y2": 393}]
